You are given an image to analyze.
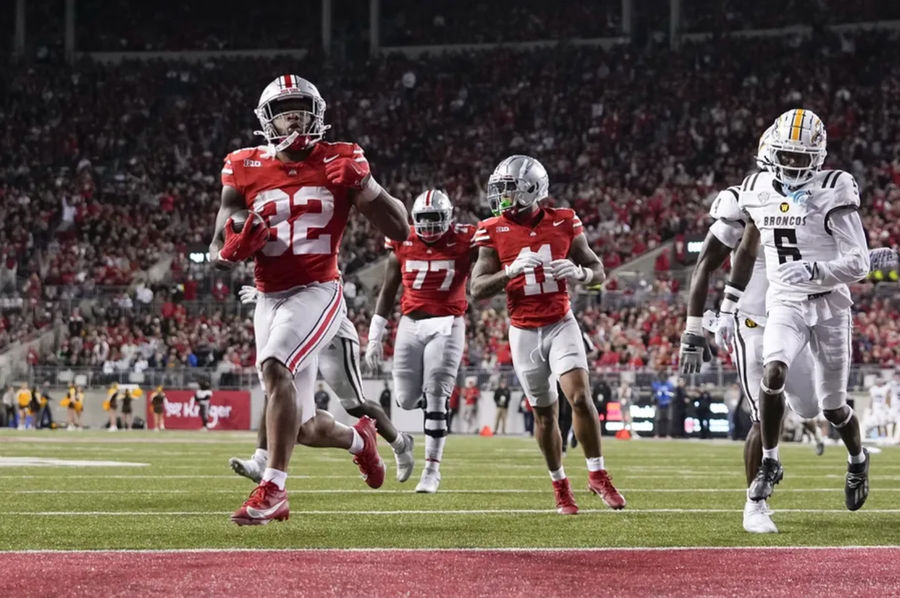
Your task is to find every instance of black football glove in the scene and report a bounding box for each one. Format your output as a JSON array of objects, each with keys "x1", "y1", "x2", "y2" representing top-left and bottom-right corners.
[{"x1": 679, "y1": 332, "x2": 711, "y2": 374}]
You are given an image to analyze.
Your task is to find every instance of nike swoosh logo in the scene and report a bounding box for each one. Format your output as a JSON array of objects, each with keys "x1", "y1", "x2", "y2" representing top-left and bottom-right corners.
[
  {"x1": 323, "y1": 155, "x2": 340, "y2": 163},
  {"x1": 446, "y1": 242, "x2": 456, "y2": 247},
  {"x1": 245, "y1": 499, "x2": 286, "y2": 519},
  {"x1": 553, "y1": 220, "x2": 565, "y2": 226}
]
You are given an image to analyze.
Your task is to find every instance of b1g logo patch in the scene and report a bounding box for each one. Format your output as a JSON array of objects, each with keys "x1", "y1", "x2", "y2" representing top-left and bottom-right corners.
[
  {"x1": 779, "y1": 202, "x2": 790, "y2": 213},
  {"x1": 745, "y1": 318, "x2": 758, "y2": 329}
]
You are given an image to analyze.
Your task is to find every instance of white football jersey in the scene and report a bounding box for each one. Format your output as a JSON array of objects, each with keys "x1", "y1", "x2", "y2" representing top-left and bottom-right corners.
[
  {"x1": 709, "y1": 185, "x2": 767, "y2": 321},
  {"x1": 737, "y1": 169, "x2": 860, "y2": 304},
  {"x1": 870, "y1": 383, "x2": 890, "y2": 407}
]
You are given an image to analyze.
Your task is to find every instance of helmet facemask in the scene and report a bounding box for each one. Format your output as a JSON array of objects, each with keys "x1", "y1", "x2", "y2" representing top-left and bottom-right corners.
[
  {"x1": 255, "y1": 95, "x2": 327, "y2": 153},
  {"x1": 488, "y1": 177, "x2": 536, "y2": 217},
  {"x1": 768, "y1": 146, "x2": 823, "y2": 188},
  {"x1": 413, "y1": 209, "x2": 451, "y2": 242}
]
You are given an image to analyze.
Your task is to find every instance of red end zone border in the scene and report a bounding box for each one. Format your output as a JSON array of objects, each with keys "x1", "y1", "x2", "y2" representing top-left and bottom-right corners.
[{"x1": 1, "y1": 547, "x2": 898, "y2": 598}]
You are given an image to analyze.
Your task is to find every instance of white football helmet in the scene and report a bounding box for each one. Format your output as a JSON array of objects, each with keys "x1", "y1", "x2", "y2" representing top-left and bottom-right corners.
[
  {"x1": 254, "y1": 75, "x2": 331, "y2": 154},
  {"x1": 755, "y1": 124, "x2": 775, "y2": 172},
  {"x1": 487, "y1": 155, "x2": 549, "y2": 216},
  {"x1": 411, "y1": 189, "x2": 453, "y2": 242},
  {"x1": 766, "y1": 108, "x2": 827, "y2": 188}
]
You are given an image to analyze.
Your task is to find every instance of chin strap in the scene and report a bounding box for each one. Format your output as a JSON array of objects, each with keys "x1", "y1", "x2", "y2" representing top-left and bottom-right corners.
[{"x1": 254, "y1": 129, "x2": 300, "y2": 158}]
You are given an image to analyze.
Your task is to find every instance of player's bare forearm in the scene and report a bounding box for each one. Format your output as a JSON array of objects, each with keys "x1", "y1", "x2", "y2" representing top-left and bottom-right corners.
[
  {"x1": 688, "y1": 233, "x2": 733, "y2": 317},
  {"x1": 470, "y1": 247, "x2": 508, "y2": 300},
  {"x1": 209, "y1": 185, "x2": 246, "y2": 270},
  {"x1": 373, "y1": 253, "x2": 402, "y2": 319},
  {"x1": 726, "y1": 220, "x2": 760, "y2": 291},
  {"x1": 357, "y1": 187, "x2": 410, "y2": 241},
  {"x1": 568, "y1": 234, "x2": 606, "y2": 284}
]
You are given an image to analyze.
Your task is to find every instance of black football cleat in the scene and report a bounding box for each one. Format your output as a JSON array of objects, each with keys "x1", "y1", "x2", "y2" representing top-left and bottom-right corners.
[
  {"x1": 845, "y1": 449, "x2": 869, "y2": 512},
  {"x1": 748, "y1": 458, "x2": 783, "y2": 501}
]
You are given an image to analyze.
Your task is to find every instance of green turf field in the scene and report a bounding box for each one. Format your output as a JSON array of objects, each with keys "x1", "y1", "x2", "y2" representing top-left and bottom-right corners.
[{"x1": 1, "y1": 430, "x2": 898, "y2": 550}]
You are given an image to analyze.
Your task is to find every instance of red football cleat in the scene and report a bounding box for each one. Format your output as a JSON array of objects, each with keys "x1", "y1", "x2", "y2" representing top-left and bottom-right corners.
[
  {"x1": 231, "y1": 481, "x2": 290, "y2": 526},
  {"x1": 588, "y1": 470, "x2": 626, "y2": 510},
  {"x1": 353, "y1": 416, "x2": 386, "y2": 489},
  {"x1": 552, "y1": 478, "x2": 579, "y2": 515}
]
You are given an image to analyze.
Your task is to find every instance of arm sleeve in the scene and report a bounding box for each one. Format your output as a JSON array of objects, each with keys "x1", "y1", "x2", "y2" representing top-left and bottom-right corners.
[
  {"x1": 709, "y1": 219, "x2": 743, "y2": 249},
  {"x1": 816, "y1": 209, "x2": 870, "y2": 286}
]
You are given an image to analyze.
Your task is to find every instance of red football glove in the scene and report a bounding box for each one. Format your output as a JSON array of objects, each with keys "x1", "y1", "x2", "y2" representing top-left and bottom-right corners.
[
  {"x1": 325, "y1": 154, "x2": 370, "y2": 189},
  {"x1": 218, "y1": 214, "x2": 269, "y2": 263}
]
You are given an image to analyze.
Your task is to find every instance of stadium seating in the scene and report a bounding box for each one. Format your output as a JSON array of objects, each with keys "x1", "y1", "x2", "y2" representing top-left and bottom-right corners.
[{"x1": 5, "y1": 27, "x2": 900, "y2": 371}]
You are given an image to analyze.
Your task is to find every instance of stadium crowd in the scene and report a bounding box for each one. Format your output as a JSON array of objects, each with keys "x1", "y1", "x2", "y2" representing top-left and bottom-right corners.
[
  {"x1": 48, "y1": 1, "x2": 900, "y2": 52},
  {"x1": 3, "y1": 26, "x2": 900, "y2": 367}
]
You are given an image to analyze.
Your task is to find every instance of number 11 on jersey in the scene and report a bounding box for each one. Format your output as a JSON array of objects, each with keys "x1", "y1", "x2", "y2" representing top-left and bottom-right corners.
[{"x1": 518, "y1": 244, "x2": 558, "y2": 296}]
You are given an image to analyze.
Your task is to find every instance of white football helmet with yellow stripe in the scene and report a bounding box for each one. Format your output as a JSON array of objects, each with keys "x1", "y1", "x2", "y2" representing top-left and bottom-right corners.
[
  {"x1": 755, "y1": 124, "x2": 775, "y2": 172},
  {"x1": 766, "y1": 108, "x2": 827, "y2": 188}
]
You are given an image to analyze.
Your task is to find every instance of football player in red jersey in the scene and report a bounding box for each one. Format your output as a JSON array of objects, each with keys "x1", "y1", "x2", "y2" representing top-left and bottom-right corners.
[
  {"x1": 228, "y1": 290, "x2": 416, "y2": 485},
  {"x1": 470, "y1": 155, "x2": 626, "y2": 514},
  {"x1": 364, "y1": 189, "x2": 476, "y2": 493},
  {"x1": 209, "y1": 74, "x2": 410, "y2": 525}
]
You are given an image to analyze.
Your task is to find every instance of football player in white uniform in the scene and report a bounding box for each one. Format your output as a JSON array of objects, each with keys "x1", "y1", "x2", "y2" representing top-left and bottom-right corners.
[
  {"x1": 723, "y1": 109, "x2": 871, "y2": 511},
  {"x1": 228, "y1": 296, "x2": 416, "y2": 484},
  {"x1": 866, "y1": 377, "x2": 892, "y2": 440},
  {"x1": 680, "y1": 126, "x2": 819, "y2": 533}
]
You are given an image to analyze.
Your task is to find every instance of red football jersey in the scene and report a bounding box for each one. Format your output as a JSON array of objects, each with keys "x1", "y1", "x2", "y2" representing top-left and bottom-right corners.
[
  {"x1": 473, "y1": 207, "x2": 583, "y2": 328},
  {"x1": 387, "y1": 223, "x2": 475, "y2": 317},
  {"x1": 221, "y1": 141, "x2": 361, "y2": 292}
]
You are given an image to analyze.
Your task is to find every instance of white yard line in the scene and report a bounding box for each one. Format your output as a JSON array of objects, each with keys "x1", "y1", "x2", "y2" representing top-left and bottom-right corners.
[
  {"x1": 4, "y1": 508, "x2": 900, "y2": 516},
  {"x1": 2, "y1": 487, "x2": 895, "y2": 494}
]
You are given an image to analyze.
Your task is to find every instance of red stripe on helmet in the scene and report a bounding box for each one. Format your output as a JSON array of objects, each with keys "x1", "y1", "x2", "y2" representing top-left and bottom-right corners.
[
  {"x1": 425, "y1": 190, "x2": 432, "y2": 206},
  {"x1": 283, "y1": 75, "x2": 292, "y2": 88}
]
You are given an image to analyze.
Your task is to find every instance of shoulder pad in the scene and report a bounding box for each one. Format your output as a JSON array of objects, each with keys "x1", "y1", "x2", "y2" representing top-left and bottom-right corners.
[
  {"x1": 822, "y1": 171, "x2": 860, "y2": 210},
  {"x1": 709, "y1": 186, "x2": 743, "y2": 222},
  {"x1": 226, "y1": 146, "x2": 265, "y2": 161},
  {"x1": 320, "y1": 141, "x2": 363, "y2": 157}
]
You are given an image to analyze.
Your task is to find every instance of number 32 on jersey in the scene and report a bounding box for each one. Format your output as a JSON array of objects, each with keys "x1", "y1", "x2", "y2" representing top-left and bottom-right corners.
[{"x1": 252, "y1": 187, "x2": 334, "y2": 256}]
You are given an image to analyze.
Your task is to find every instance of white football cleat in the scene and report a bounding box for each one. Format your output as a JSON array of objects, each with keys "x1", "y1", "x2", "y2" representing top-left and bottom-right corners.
[
  {"x1": 743, "y1": 499, "x2": 777, "y2": 533},
  {"x1": 394, "y1": 433, "x2": 415, "y2": 483},
  {"x1": 415, "y1": 469, "x2": 441, "y2": 494},
  {"x1": 229, "y1": 456, "x2": 264, "y2": 484}
]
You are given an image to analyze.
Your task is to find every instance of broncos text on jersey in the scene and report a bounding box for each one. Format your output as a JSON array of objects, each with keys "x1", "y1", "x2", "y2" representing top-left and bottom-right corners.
[{"x1": 738, "y1": 169, "x2": 861, "y2": 305}]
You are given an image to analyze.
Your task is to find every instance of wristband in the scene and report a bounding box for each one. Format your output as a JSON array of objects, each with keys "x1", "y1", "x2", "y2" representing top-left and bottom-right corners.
[
  {"x1": 685, "y1": 316, "x2": 703, "y2": 336},
  {"x1": 368, "y1": 314, "x2": 388, "y2": 341},
  {"x1": 720, "y1": 297, "x2": 738, "y2": 314},
  {"x1": 580, "y1": 267, "x2": 594, "y2": 284},
  {"x1": 358, "y1": 176, "x2": 383, "y2": 203},
  {"x1": 724, "y1": 283, "x2": 744, "y2": 300}
]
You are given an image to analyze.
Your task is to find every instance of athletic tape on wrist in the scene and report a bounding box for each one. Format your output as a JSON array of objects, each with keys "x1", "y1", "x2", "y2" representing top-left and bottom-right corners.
[
  {"x1": 685, "y1": 316, "x2": 703, "y2": 336},
  {"x1": 720, "y1": 297, "x2": 738, "y2": 314},
  {"x1": 358, "y1": 177, "x2": 383, "y2": 203},
  {"x1": 369, "y1": 314, "x2": 388, "y2": 340},
  {"x1": 724, "y1": 284, "x2": 745, "y2": 299},
  {"x1": 580, "y1": 267, "x2": 594, "y2": 284}
]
